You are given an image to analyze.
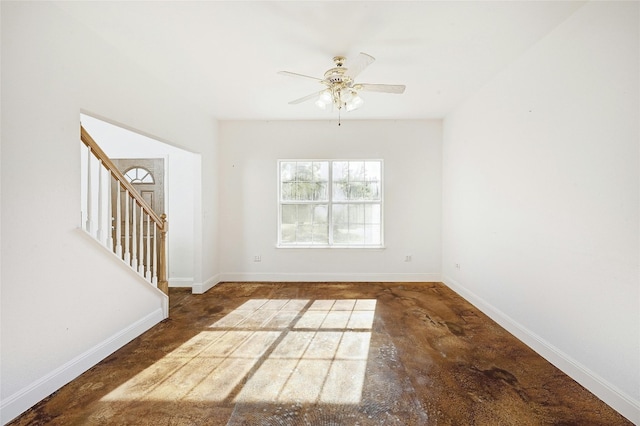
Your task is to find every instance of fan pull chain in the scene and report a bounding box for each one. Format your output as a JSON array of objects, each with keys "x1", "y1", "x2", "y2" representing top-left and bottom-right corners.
[{"x1": 338, "y1": 107, "x2": 341, "y2": 126}]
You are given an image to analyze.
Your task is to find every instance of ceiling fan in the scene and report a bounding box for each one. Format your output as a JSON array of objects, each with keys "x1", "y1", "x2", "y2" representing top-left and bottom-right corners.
[{"x1": 279, "y1": 52, "x2": 406, "y2": 116}]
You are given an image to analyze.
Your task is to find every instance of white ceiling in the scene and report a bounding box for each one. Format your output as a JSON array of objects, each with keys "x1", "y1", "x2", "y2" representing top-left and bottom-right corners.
[{"x1": 54, "y1": 1, "x2": 585, "y2": 121}]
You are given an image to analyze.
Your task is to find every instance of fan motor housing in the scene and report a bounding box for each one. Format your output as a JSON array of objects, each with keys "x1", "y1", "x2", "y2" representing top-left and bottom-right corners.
[{"x1": 324, "y1": 67, "x2": 352, "y2": 85}]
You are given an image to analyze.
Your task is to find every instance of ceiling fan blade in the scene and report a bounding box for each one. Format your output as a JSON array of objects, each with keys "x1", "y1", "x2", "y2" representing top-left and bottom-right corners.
[
  {"x1": 278, "y1": 71, "x2": 323, "y2": 82},
  {"x1": 345, "y1": 52, "x2": 375, "y2": 79},
  {"x1": 358, "y1": 83, "x2": 406, "y2": 94},
  {"x1": 288, "y1": 90, "x2": 324, "y2": 105}
]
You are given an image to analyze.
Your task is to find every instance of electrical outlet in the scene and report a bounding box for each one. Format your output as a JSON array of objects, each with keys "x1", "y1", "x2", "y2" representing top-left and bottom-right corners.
[
  {"x1": 404, "y1": 255, "x2": 412, "y2": 262},
  {"x1": 254, "y1": 255, "x2": 261, "y2": 262},
  {"x1": 455, "y1": 263, "x2": 460, "y2": 269}
]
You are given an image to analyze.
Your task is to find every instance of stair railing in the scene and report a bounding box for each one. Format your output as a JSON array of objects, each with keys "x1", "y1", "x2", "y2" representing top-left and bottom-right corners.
[{"x1": 80, "y1": 126, "x2": 168, "y2": 295}]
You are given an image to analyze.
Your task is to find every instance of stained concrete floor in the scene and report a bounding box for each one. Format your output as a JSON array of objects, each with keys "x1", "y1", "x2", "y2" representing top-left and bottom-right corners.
[{"x1": 9, "y1": 282, "x2": 631, "y2": 425}]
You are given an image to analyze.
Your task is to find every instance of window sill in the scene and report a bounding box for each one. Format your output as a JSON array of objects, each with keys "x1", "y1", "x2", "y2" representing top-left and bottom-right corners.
[{"x1": 276, "y1": 245, "x2": 386, "y2": 250}]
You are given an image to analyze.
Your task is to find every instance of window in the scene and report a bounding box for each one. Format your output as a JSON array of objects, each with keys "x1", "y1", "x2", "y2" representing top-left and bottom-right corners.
[
  {"x1": 278, "y1": 160, "x2": 383, "y2": 247},
  {"x1": 123, "y1": 167, "x2": 154, "y2": 184}
]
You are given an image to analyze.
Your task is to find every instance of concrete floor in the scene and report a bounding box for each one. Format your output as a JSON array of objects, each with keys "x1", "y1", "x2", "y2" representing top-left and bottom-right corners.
[{"x1": 9, "y1": 282, "x2": 631, "y2": 425}]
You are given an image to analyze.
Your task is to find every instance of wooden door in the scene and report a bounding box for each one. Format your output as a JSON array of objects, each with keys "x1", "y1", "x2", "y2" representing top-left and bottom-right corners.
[{"x1": 112, "y1": 158, "x2": 165, "y2": 216}]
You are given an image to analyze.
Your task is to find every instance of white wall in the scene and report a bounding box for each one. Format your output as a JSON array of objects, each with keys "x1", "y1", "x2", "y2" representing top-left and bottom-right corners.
[
  {"x1": 80, "y1": 114, "x2": 200, "y2": 288},
  {"x1": 219, "y1": 120, "x2": 442, "y2": 282},
  {"x1": 442, "y1": 1, "x2": 639, "y2": 422},
  {"x1": 199, "y1": 120, "x2": 219, "y2": 293},
  {"x1": 0, "y1": 2, "x2": 219, "y2": 423}
]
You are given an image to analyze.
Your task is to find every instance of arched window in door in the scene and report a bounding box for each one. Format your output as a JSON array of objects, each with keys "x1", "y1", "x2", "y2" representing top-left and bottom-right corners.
[{"x1": 123, "y1": 167, "x2": 155, "y2": 184}]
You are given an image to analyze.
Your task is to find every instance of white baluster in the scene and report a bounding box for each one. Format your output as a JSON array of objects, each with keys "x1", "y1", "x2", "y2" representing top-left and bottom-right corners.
[
  {"x1": 145, "y1": 214, "x2": 152, "y2": 281},
  {"x1": 106, "y1": 176, "x2": 114, "y2": 251},
  {"x1": 138, "y1": 206, "x2": 144, "y2": 276},
  {"x1": 124, "y1": 191, "x2": 130, "y2": 264},
  {"x1": 152, "y1": 224, "x2": 158, "y2": 286},
  {"x1": 96, "y1": 160, "x2": 104, "y2": 243},
  {"x1": 85, "y1": 147, "x2": 93, "y2": 234},
  {"x1": 115, "y1": 182, "x2": 122, "y2": 258},
  {"x1": 131, "y1": 201, "x2": 138, "y2": 271}
]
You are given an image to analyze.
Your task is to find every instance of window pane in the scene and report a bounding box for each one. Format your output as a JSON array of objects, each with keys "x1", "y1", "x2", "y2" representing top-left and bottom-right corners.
[
  {"x1": 281, "y1": 203, "x2": 329, "y2": 245},
  {"x1": 348, "y1": 161, "x2": 365, "y2": 181},
  {"x1": 281, "y1": 204, "x2": 297, "y2": 224},
  {"x1": 284, "y1": 162, "x2": 328, "y2": 201},
  {"x1": 281, "y1": 182, "x2": 296, "y2": 201},
  {"x1": 333, "y1": 161, "x2": 348, "y2": 181},
  {"x1": 332, "y1": 205, "x2": 367, "y2": 245},
  {"x1": 333, "y1": 181, "x2": 347, "y2": 201},
  {"x1": 313, "y1": 183, "x2": 327, "y2": 201},
  {"x1": 313, "y1": 205, "x2": 328, "y2": 224},
  {"x1": 312, "y1": 224, "x2": 329, "y2": 244},
  {"x1": 294, "y1": 182, "x2": 327, "y2": 201},
  {"x1": 297, "y1": 225, "x2": 312, "y2": 242},
  {"x1": 331, "y1": 203, "x2": 381, "y2": 245},
  {"x1": 332, "y1": 204, "x2": 347, "y2": 225},
  {"x1": 364, "y1": 224, "x2": 381, "y2": 244},
  {"x1": 281, "y1": 225, "x2": 296, "y2": 243},
  {"x1": 313, "y1": 162, "x2": 329, "y2": 182},
  {"x1": 348, "y1": 204, "x2": 364, "y2": 224},
  {"x1": 332, "y1": 204, "x2": 347, "y2": 243},
  {"x1": 347, "y1": 225, "x2": 365, "y2": 244},
  {"x1": 331, "y1": 161, "x2": 382, "y2": 201},
  {"x1": 349, "y1": 183, "x2": 369, "y2": 200},
  {"x1": 363, "y1": 162, "x2": 381, "y2": 201},
  {"x1": 296, "y1": 162, "x2": 313, "y2": 182},
  {"x1": 365, "y1": 162, "x2": 381, "y2": 182},
  {"x1": 333, "y1": 162, "x2": 348, "y2": 201},
  {"x1": 297, "y1": 204, "x2": 312, "y2": 224},
  {"x1": 281, "y1": 162, "x2": 296, "y2": 182},
  {"x1": 365, "y1": 204, "x2": 381, "y2": 224},
  {"x1": 292, "y1": 182, "x2": 310, "y2": 201},
  {"x1": 333, "y1": 225, "x2": 349, "y2": 243},
  {"x1": 281, "y1": 204, "x2": 297, "y2": 243},
  {"x1": 366, "y1": 182, "x2": 380, "y2": 200},
  {"x1": 124, "y1": 167, "x2": 155, "y2": 184}
]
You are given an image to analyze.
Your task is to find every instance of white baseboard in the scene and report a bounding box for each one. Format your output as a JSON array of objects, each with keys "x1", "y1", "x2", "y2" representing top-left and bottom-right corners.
[
  {"x1": 192, "y1": 274, "x2": 221, "y2": 294},
  {"x1": 169, "y1": 277, "x2": 194, "y2": 288},
  {"x1": 0, "y1": 309, "x2": 164, "y2": 426},
  {"x1": 218, "y1": 272, "x2": 441, "y2": 283},
  {"x1": 442, "y1": 275, "x2": 640, "y2": 424},
  {"x1": 192, "y1": 273, "x2": 438, "y2": 293}
]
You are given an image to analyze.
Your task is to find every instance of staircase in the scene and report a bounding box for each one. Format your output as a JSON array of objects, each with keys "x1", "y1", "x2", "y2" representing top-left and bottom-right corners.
[{"x1": 80, "y1": 126, "x2": 169, "y2": 296}]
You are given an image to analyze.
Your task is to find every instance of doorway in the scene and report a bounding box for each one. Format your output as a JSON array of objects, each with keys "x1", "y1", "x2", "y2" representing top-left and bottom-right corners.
[
  {"x1": 112, "y1": 158, "x2": 165, "y2": 217},
  {"x1": 111, "y1": 158, "x2": 165, "y2": 261}
]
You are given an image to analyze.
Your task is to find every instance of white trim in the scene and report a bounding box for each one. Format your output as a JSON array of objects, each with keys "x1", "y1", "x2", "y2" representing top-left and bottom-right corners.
[
  {"x1": 192, "y1": 274, "x2": 221, "y2": 294},
  {"x1": 160, "y1": 296, "x2": 169, "y2": 320},
  {"x1": 169, "y1": 277, "x2": 194, "y2": 288},
  {"x1": 442, "y1": 275, "x2": 640, "y2": 424},
  {"x1": 276, "y1": 244, "x2": 386, "y2": 249},
  {"x1": 0, "y1": 309, "x2": 164, "y2": 425},
  {"x1": 218, "y1": 272, "x2": 441, "y2": 283}
]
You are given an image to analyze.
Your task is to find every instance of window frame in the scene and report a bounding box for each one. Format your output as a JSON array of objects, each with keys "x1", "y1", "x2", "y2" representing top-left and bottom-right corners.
[
  {"x1": 123, "y1": 166, "x2": 155, "y2": 184},
  {"x1": 277, "y1": 159, "x2": 384, "y2": 249}
]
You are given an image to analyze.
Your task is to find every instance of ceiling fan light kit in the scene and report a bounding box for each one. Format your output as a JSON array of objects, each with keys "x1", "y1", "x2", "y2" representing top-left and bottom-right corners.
[{"x1": 279, "y1": 52, "x2": 406, "y2": 125}]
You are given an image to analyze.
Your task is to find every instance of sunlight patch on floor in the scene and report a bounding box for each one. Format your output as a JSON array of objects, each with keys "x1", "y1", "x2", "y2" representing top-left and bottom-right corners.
[
  {"x1": 235, "y1": 330, "x2": 371, "y2": 404},
  {"x1": 101, "y1": 298, "x2": 376, "y2": 405}
]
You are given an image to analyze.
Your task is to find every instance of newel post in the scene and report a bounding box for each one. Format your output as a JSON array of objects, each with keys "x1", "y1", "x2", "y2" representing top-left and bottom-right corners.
[{"x1": 158, "y1": 214, "x2": 169, "y2": 296}]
